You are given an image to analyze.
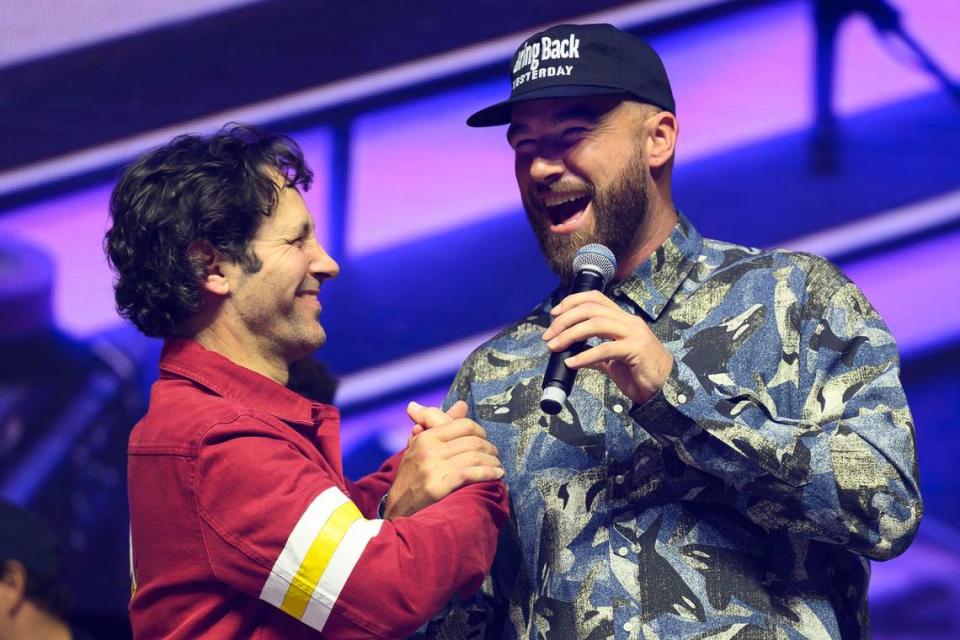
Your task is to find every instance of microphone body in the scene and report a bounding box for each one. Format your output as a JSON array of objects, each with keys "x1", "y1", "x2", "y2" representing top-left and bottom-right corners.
[{"x1": 540, "y1": 244, "x2": 617, "y2": 414}]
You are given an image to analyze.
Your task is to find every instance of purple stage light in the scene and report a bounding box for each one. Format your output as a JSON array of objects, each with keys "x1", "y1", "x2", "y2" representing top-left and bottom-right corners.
[
  {"x1": 347, "y1": 0, "x2": 958, "y2": 254},
  {"x1": 0, "y1": 0, "x2": 956, "y2": 341},
  {"x1": 844, "y1": 227, "x2": 960, "y2": 355}
]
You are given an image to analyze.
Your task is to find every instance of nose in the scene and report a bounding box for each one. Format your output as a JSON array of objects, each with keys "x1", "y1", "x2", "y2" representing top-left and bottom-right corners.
[
  {"x1": 527, "y1": 153, "x2": 565, "y2": 186},
  {"x1": 308, "y1": 242, "x2": 340, "y2": 279}
]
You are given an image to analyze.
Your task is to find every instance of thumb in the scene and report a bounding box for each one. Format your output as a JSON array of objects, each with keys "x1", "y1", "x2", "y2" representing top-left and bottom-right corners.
[
  {"x1": 445, "y1": 400, "x2": 469, "y2": 420},
  {"x1": 407, "y1": 402, "x2": 454, "y2": 429}
]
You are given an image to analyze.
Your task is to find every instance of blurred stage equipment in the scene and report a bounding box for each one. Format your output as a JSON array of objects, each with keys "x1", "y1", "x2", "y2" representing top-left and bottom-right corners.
[
  {"x1": 1, "y1": 238, "x2": 141, "y2": 624},
  {"x1": 811, "y1": 0, "x2": 960, "y2": 172}
]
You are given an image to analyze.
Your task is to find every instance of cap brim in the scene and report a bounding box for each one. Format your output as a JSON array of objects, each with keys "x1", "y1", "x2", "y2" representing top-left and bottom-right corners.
[{"x1": 466, "y1": 85, "x2": 630, "y2": 127}]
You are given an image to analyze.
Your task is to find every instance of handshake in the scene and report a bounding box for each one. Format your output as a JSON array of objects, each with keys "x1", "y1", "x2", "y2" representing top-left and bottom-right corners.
[{"x1": 383, "y1": 400, "x2": 504, "y2": 520}]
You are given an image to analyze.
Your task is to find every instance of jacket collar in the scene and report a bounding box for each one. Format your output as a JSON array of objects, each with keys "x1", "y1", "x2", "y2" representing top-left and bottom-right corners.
[{"x1": 158, "y1": 338, "x2": 337, "y2": 428}]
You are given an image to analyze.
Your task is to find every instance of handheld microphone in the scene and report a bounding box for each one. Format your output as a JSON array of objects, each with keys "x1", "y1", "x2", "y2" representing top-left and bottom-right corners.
[{"x1": 540, "y1": 244, "x2": 617, "y2": 415}]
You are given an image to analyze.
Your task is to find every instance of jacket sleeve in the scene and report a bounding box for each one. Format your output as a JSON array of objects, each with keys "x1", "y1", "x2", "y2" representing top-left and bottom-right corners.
[
  {"x1": 630, "y1": 258, "x2": 922, "y2": 560},
  {"x1": 195, "y1": 417, "x2": 509, "y2": 639}
]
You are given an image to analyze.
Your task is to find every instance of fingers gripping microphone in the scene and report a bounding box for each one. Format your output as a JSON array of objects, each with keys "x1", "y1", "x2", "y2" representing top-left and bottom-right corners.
[{"x1": 540, "y1": 244, "x2": 617, "y2": 415}]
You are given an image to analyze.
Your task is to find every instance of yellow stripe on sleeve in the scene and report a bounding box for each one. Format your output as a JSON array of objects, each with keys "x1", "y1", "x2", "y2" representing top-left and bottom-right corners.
[{"x1": 279, "y1": 500, "x2": 363, "y2": 619}]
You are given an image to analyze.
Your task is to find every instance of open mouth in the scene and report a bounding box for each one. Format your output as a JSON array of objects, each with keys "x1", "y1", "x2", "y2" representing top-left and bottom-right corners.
[{"x1": 542, "y1": 192, "x2": 591, "y2": 229}]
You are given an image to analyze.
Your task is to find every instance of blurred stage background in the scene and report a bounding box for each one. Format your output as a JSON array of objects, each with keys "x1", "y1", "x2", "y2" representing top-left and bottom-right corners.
[{"x1": 1, "y1": 0, "x2": 958, "y2": 637}]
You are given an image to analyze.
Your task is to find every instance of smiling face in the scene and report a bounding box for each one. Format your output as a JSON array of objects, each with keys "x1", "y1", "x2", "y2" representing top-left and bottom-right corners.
[
  {"x1": 221, "y1": 178, "x2": 340, "y2": 371},
  {"x1": 508, "y1": 95, "x2": 655, "y2": 282}
]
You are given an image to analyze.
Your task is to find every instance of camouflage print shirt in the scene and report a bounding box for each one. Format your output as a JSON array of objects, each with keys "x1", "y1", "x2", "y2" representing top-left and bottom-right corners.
[{"x1": 432, "y1": 215, "x2": 922, "y2": 640}]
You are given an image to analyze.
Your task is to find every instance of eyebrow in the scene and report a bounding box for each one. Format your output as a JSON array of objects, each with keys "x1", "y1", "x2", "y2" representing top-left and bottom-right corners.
[
  {"x1": 553, "y1": 106, "x2": 604, "y2": 122},
  {"x1": 506, "y1": 106, "x2": 604, "y2": 142},
  {"x1": 284, "y1": 220, "x2": 311, "y2": 238}
]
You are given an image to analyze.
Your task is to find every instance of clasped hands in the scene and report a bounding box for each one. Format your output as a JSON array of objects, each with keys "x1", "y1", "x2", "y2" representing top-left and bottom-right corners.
[{"x1": 384, "y1": 400, "x2": 503, "y2": 519}]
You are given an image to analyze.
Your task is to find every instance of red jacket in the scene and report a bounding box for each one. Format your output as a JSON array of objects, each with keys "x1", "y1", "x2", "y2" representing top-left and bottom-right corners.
[{"x1": 128, "y1": 339, "x2": 508, "y2": 639}]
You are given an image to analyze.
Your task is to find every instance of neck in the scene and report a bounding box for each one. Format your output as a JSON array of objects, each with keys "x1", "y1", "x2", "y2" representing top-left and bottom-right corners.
[
  {"x1": 614, "y1": 199, "x2": 678, "y2": 282},
  {"x1": 192, "y1": 326, "x2": 290, "y2": 385}
]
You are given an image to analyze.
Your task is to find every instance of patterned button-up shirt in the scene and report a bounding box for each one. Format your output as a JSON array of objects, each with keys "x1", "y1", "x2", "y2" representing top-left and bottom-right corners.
[{"x1": 431, "y1": 215, "x2": 921, "y2": 639}]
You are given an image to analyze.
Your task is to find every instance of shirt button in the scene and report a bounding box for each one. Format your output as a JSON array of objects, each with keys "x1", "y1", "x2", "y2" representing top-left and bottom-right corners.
[
  {"x1": 612, "y1": 403, "x2": 624, "y2": 414},
  {"x1": 617, "y1": 546, "x2": 628, "y2": 556},
  {"x1": 614, "y1": 475, "x2": 625, "y2": 485},
  {"x1": 677, "y1": 393, "x2": 687, "y2": 404}
]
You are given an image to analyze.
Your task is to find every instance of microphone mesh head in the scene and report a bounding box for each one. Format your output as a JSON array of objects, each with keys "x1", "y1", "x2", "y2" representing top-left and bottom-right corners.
[{"x1": 573, "y1": 244, "x2": 617, "y2": 286}]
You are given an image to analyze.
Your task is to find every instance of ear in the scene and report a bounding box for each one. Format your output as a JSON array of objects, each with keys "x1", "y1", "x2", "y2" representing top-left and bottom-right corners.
[
  {"x1": 644, "y1": 110, "x2": 678, "y2": 171},
  {"x1": 187, "y1": 240, "x2": 230, "y2": 297},
  {"x1": 0, "y1": 560, "x2": 27, "y2": 616}
]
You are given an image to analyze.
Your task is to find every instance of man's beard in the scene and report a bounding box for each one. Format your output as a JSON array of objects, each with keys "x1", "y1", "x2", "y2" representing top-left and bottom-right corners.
[{"x1": 523, "y1": 151, "x2": 648, "y2": 284}]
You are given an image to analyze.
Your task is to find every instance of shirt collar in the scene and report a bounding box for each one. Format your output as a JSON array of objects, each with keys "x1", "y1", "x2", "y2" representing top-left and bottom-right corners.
[
  {"x1": 158, "y1": 338, "x2": 337, "y2": 429},
  {"x1": 610, "y1": 213, "x2": 703, "y2": 321}
]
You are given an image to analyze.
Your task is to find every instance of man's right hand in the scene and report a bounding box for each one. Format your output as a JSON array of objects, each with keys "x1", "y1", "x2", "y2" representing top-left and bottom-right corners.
[{"x1": 383, "y1": 401, "x2": 503, "y2": 520}]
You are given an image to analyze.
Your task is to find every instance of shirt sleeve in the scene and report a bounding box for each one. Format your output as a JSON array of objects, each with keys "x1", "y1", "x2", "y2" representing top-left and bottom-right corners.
[
  {"x1": 630, "y1": 257, "x2": 922, "y2": 561},
  {"x1": 195, "y1": 417, "x2": 509, "y2": 639}
]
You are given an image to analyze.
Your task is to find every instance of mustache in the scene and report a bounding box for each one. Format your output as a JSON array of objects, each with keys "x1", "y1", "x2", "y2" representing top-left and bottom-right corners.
[
  {"x1": 296, "y1": 281, "x2": 323, "y2": 295},
  {"x1": 530, "y1": 179, "x2": 594, "y2": 199}
]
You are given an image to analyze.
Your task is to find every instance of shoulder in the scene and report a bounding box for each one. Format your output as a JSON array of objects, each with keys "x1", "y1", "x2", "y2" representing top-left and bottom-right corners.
[
  {"x1": 700, "y1": 237, "x2": 852, "y2": 294},
  {"x1": 131, "y1": 376, "x2": 287, "y2": 450},
  {"x1": 684, "y1": 238, "x2": 876, "y2": 329},
  {"x1": 702, "y1": 236, "x2": 835, "y2": 273}
]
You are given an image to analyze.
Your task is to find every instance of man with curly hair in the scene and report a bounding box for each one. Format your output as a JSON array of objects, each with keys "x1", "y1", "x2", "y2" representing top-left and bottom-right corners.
[{"x1": 105, "y1": 124, "x2": 508, "y2": 639}]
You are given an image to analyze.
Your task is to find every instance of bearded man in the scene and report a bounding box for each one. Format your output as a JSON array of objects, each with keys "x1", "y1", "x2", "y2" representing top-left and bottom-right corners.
[{"x1": 422, "y1": 23, "x2": 921, "y2": 640}]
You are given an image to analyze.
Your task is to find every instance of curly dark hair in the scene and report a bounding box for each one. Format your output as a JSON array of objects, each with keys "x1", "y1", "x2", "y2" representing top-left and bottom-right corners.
[{"x1": 104, "y1": 123, "x2": 313, "y2": 337}]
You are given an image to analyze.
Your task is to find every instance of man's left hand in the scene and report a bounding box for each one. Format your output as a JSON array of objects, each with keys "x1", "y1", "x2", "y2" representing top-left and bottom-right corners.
[{"x1": 543, "y1": 290, "x2": 673, "y2": 406}]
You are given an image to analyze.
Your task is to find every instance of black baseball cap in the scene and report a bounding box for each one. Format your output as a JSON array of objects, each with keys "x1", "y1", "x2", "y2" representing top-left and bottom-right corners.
[
  {"x1": 467, "y1": 23, "x2": 675, "y2": 127},
  {"x1": 0, "y1": 500, "x2": 63, "y2": 579}
]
